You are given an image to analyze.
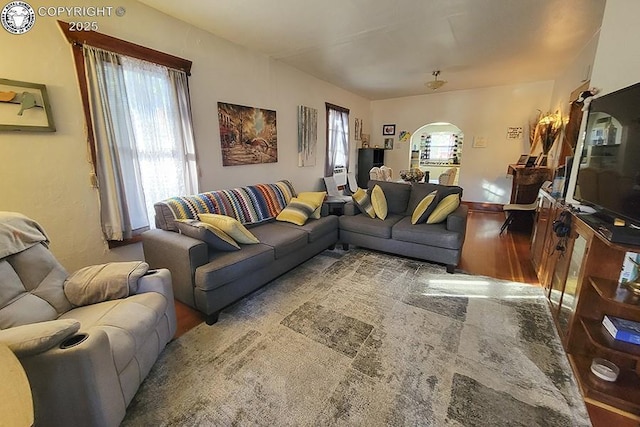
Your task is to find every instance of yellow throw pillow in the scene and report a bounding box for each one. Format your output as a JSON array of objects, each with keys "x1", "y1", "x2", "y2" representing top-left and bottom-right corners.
[
  {"x1": 352, "y1": 188, "x2": 376, "y2": 218},
  {"x1": 411, "y1": 190, "x2": 438, "y2": 224},
  {"x1": 297, "y1": 191, "x2": 326, "y2": 219},
  {"x1": 426, "y1": 193, "x2": 461, "y2": 224},
  {"x1": 198, "y1": 214, "x2": 259, "y2": 244},
  {"x1": 276, "y1": 197, "x2": 317, "y2": 226},
  {"x1": 175, "y1": 219, "x2": 240, "y2": 251},
  {"x1": 370, "y1": 185, "x2": 388, "y2": 220}
]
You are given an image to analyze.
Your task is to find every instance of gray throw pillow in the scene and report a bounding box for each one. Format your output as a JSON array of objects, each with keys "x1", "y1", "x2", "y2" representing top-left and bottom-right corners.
[{"x1": 176, "y1": 219, "x2": 240, "y2": 251}]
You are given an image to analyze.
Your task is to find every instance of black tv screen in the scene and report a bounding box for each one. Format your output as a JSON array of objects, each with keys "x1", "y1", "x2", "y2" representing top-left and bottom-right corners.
[{"x1": 574, "y1": 82, "x2": 640, "y2": 226}]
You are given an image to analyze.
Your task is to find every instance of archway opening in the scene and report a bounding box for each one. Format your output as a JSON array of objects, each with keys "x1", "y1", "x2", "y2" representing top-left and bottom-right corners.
[{"x1": 409, "y1": 122, "x2": 463, "y2": 184}]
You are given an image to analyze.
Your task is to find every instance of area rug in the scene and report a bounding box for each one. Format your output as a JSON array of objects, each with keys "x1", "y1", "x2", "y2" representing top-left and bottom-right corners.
[{"x1": 122, "y1": 248, "x2": 590, "y2": 426}]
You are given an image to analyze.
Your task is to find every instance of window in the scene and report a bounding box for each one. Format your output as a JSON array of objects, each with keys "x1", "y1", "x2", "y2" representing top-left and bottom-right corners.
[
  {"x1": 325, "y1": 103, "x2": 350, "y2": 177},
  {"x1": 61, "y1": 23, "x2": 197, "y2": 244}
]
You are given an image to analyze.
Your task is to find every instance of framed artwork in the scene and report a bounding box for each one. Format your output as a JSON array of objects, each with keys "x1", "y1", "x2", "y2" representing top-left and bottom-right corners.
[
  {"x1": 536, "y1": 154, "x2": 548, "y2": 167},
  {"x1": 354, "y1": 118, "x2": 362, "y2": 141},
  {"x1": 382, "y1": 124, "x2": 395, "y2": 135},
  {"x1": 297, "y1": 105, "x2": 317, "y2": 167},
  {"x1": 516, "y1": 154, "x2": 529, "y2": 165},
  {"x1": 525, "y1": 155, "x2": 538, "y2": 167},
  {"x1": 384, "y1": 137, "x2": 394, "y2": 149},
  {"x1": 0, "y1": 78, "x2": 55, "y2": 131},
  {"x1": 398, "y1": 130, "x2": 411, "y2": 142},
  {"x1": 217, "y1": 102, "x2": 278, "y2": 166}
]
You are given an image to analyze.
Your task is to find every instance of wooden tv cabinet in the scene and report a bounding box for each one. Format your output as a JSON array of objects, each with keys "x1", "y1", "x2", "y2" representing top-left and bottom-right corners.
[{"x1": 531, "y1": 190, "x2": 640, "y2": 423}]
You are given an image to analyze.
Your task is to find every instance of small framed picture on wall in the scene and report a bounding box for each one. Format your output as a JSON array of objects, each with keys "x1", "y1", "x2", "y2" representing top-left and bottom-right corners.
[
  {"x1": 382, "y1": 124, "x2": 396, "y2": 135},
  {"x1": 384, "y1": 138, "x2": 394, "y2": 149}
]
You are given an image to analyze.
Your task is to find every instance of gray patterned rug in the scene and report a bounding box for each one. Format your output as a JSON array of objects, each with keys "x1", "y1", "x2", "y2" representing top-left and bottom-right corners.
[{"x1": 123, "y1": 248, "x2": 590, "y2": 426}]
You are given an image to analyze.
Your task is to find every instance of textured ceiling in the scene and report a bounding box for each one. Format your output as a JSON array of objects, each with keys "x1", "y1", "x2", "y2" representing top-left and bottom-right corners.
[{"x1": 138, "y1": 0, "x2": 606, "y2": 100}]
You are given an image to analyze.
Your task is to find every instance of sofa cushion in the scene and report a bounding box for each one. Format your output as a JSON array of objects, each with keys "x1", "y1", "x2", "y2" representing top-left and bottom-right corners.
[
  {"x1": 277, "y1": 215, "x2": 338, "y2": 243},
  {"x1": 371, "y1": 185, "x2": 388, "y2": 220},
  {"x1": 339, "y1": 213, "x2": 404, "y2": 239},
  {"x1": 392, "y1": 216, "x2": 464, "y2": 250},
  {"x1": 250, "y1": 223, "x2": 309, "y2": 259},
  {"x1": 352, "y1": 188, "x2": 375, "y2": 218},
  {"x1": 427, "y1": 193, "x2": 461, "y2": 224},
  {"x1": 367, "y1": 180, "x2": 411, "y2": 214},
  {"x1": 60, "y1": 292, "x2": 168, "y2": 373},
  {"x1": 198, "y1": 214, "x2": 259, "y2": 244},
  {"x1": 411, "y1": 190, "x2": 438, "y2": 224},
  {"x1": 405, "y1": 183, "x2": 463, "y2": 216},
  {"x1": 195, "y1": 244, "x2": 275, "y2": 291},
  {"x1": 175, "y1": 220, "x2": 240, "y2": 251}
]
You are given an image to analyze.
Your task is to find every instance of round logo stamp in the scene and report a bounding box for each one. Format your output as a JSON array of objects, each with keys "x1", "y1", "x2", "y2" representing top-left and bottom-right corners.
[{"x1": 1, "y1": 1, "x2": 35, "y2": 34}]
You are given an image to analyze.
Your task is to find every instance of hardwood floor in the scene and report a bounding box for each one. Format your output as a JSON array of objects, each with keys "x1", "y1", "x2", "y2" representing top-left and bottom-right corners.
[{"x1": 170, "y1": 209, "x2": 634, "y2": 426}]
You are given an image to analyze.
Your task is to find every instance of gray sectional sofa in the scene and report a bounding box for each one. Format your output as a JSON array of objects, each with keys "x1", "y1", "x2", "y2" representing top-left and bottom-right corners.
[
  {"x1": 339, "y1": 180, "x2": 468, "y2": 273},
  {"x1": 142, "y1": 181, "x2": 338, "y2": 324}
]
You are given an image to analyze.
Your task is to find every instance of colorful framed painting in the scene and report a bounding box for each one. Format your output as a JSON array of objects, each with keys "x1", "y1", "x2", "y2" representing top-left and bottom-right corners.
[
  {"x1": 218, "y1": 102, "x2": 278, "y2": 166},
  {"x1": 0, "y1": 78, "x2": 55, "y2": 132},
  {"x1": 382, "y1": 124, "x2": 395, "y2": 135}
]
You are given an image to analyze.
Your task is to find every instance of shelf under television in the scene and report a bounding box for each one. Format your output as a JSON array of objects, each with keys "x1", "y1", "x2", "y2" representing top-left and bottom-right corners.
[{"x1": 570, "y1": 354, "x2": 640, "y2": 415}]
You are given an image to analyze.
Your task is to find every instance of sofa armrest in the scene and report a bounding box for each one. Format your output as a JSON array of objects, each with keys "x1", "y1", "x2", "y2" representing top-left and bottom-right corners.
[
  {"x1": 0, "y1": 319, "x2": 80, "y2": 357},
  {"x1": 19, "y1": 328, "x2": 127, "y2": 427},
  {"x1": 343, "y1": 201, "x2": 360, "y2": 216},
  {"x1": 446, "y1": 204, "x2": 469, "y2": 234},
  {"x1": 142, "y1": 229, "x2": 208, "y2": 308}
]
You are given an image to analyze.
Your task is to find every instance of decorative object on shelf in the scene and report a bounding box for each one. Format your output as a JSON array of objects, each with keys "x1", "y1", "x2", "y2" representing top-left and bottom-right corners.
[
  {"x1": 384, "y1": 137, "x2": 394, "y2": 149},
  {"x1": 361, "y1": 133, "x2": 370, "y2": 148},
  {"x1": 534, "y1": 110, "x2": 564, "y2": 155},
  {"x1": 399, "y1": 168, "x2": 425, "y2": 183},
  {"x1": 0, "y1": 78, "x2": 55, "y2": 131},
  {"x1": 619, "y1": 252, "x2": 640, "y2": 294},
  {"x1": 602, "y1": 315, "x2": 640, "y2": 345},
  {"x1": 218, "y1": 102, "x2": 278, "y2": 166},
  {"x1": 425, "y1": 70, "x2": 446, "y2": 91},
  {"x1": 297, "y1": 105, "x2": 317, "y2": 167},
  {"x1": 382, "y1": 124, "x2": 395, "y2": 135},
  {"x1": 590, "y1": 358, "x2": 620, "y2": 382},
  {"x1": 516, "y1": 154, "x2": 529, "y2": 165}
]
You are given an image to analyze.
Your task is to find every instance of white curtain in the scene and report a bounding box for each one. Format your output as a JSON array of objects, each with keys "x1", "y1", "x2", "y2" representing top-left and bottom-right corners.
[
  {"x1": 84, "y1": 46, "x2": 198, "y2": 241},
  {"x1": 325, "y1": 107, "x2": 350, "y2": 177}
]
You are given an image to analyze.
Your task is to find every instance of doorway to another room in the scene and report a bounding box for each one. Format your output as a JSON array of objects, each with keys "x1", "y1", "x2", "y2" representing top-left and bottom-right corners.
[{"x1": 409, "y1": 122, "x2": 463, "y2": 184}]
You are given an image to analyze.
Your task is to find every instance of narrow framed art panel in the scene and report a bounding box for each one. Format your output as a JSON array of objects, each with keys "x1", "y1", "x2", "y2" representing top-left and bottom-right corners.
[
  {"x1": 0, "y1": 78, "x2": 55, "y2": 132},
  {"x1": 217, "y1": 102, "x2": 278, "y2": 166},
  {"x1": 297, "y1": 105, "x2": 317, "y2": 167}
]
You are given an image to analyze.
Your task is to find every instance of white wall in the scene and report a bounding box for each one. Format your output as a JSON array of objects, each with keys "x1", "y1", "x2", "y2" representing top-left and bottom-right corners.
[
  {"x1": 370, "y1": 81, "x2": 554, "y2": 204},
  {"x1": 0, "y1": 0, "x2": 369, "y2": 271},
  {"x1": 565, "y1": 0, "x2": 640, "y2": 203}
]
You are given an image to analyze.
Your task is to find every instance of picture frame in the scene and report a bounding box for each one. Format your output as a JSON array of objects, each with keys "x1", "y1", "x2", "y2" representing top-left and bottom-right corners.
[
  {"x1": 525, "y1": 155, "x2": 538, "y2": 167},
  {"x1": 0, "y1": 78, "x2": 55, "y2": 132},
  {"x1": 382, "y1": 124, "x2": 396, "y2": 135},
  {"x1": 536, "y1": 154, "x2": 548, "y2": 167},
  {"x1": 516, "y1": 154, "x2": 529, "y2": 165},
  {"x1": 384, "y1": 137, "x2": 394, "y2": 150}
]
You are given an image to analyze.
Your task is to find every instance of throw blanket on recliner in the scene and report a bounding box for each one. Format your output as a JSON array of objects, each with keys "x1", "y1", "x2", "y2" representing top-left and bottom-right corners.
[{"x1": 0, "y1": 211, "x2": 49, "y2": 258}]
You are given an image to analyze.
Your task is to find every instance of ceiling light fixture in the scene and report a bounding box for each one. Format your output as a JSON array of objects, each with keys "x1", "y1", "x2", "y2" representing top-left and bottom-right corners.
[{"x1": 425, "y1": 70, "x2": 446, "y2": 91}]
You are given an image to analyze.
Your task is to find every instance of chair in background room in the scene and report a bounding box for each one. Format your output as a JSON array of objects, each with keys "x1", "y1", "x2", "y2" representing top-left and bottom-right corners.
[
  {"x1": 379, "y1": 165, "x2": 393, "y2": 181},
  {"x1": 369, "y1": 166, "x2": 383, "y2": 181},
  {"x1": 438, "y1": 167, "x2": 457, "y2": 185},
  {"x1": 499, "y1": 200, "x2": 539, "y2": 235}
]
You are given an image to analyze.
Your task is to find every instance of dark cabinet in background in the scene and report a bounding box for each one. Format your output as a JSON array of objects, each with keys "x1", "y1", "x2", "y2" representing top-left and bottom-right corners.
[{"x1": 357, "y1": 148, "x2": 385, "y2": 188}]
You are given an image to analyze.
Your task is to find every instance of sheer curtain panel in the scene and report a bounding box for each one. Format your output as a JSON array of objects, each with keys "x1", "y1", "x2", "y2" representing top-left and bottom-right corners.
[
  {"x1": 325, "y1": 105, "x2": 350, "y2": 177},
  {"x1": 83, "y1": 46, "x2": 198, "y2": 241}
]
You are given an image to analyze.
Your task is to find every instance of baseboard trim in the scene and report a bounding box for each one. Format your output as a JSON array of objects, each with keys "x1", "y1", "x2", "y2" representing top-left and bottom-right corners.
[{"x1": 462, "y1": 201, "x2": 504, "y2": 212}]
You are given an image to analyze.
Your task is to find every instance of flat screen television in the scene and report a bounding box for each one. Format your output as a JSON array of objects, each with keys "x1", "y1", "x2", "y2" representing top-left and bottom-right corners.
[{"x1": 573, "y1": 82, "x2": 640, "y2": 228}]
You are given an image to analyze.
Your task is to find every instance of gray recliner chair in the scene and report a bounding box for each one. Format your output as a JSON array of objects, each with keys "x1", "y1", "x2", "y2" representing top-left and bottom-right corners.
[{"x1": 0, "y1": 212, "x2": 176, "y2": 427}]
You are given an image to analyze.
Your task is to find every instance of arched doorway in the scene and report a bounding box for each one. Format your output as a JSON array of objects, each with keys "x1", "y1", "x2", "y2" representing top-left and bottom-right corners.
[{"x1": 409, "y1": 122, "x2": 463, "y2": 184}]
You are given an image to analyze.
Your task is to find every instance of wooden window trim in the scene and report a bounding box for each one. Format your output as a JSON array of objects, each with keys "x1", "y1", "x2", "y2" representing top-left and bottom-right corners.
[{"x1": 58, "y1": 21, "x2": 192, "y2": 246}]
